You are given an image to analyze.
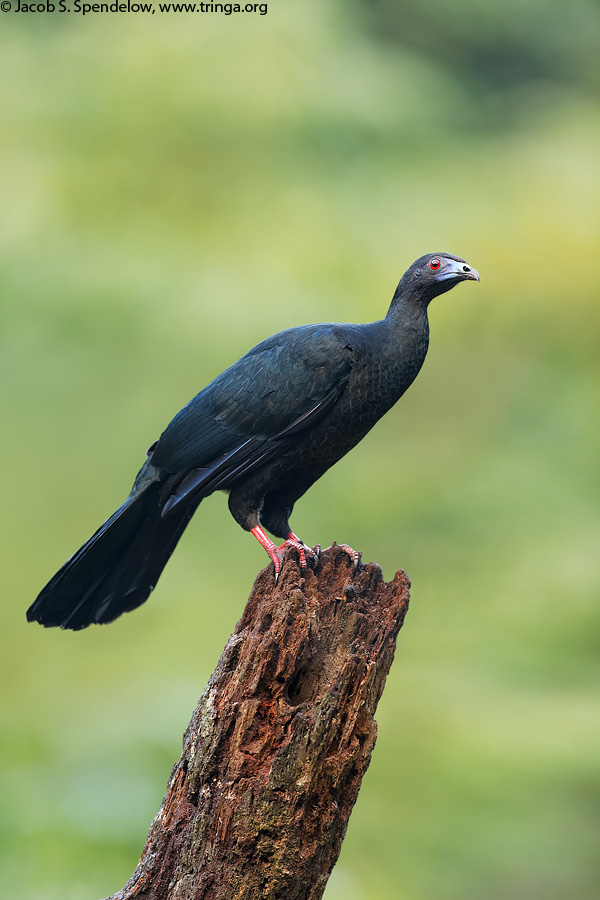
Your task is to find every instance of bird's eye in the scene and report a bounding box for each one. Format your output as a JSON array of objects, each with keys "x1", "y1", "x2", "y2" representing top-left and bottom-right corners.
[{"x1": 429, "y1": 259, "x2": 441, "y2": 270}]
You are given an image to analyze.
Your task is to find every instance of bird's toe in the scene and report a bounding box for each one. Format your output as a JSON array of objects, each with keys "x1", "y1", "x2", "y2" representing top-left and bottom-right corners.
[{"x1": 338, "y1": 543, "x2": 362, "y2": 572}]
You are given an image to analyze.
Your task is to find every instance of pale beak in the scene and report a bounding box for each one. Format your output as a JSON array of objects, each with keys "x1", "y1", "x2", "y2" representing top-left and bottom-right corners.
[{"x1": 436, "y1": 260, "x2": 480, "y2": 283}]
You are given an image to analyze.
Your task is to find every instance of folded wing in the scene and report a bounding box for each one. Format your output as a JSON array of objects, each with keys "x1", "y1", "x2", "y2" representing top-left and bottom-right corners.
[{"x1": 151, "y1": 324, "x2": 354, "y2": 515}]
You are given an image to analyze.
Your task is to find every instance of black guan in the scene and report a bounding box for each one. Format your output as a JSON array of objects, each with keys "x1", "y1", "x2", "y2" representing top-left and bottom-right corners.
[{"x1": 28, "y1": 253, "x2": 479, "y2": 629}]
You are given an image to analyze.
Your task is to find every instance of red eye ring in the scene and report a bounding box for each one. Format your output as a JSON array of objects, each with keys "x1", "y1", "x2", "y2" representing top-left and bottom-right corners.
[{"x1": 429, "y1": 258, "x2": 441, "y2": 270}]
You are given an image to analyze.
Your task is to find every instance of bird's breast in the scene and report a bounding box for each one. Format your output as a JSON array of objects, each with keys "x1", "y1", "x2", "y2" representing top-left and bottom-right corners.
[{"x1": 289, "y1": 334, "x2": 428, "y2": 467}]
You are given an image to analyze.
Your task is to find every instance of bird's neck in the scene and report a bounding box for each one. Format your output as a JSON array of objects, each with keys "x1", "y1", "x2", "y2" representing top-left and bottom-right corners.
[
  {"x1": 368, "y1": 293, "x2": 431, "y2": 393},
  {"x1": 383, "y1": 292, "x2": 430, "y2": 342}
]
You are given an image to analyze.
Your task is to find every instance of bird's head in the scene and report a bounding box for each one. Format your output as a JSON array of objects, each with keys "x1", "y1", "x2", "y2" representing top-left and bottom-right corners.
[{"x1": 395, "y1": 253, "x2": 480, "y2": 305}]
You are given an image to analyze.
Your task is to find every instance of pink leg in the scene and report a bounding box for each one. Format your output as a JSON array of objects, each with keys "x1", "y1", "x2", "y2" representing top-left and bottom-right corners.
[{"x1": 250, "y1": 525, "x2": 284, "y2": 579}]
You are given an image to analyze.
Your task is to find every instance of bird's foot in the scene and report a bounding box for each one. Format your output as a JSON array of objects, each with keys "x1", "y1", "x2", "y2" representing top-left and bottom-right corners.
[
  {"x1": 337, "y1": 543, "x2": 362, "y2": 572},
  {"x1": 251, "y1": 526, "x2": 318, "y2": 582},
  {"x1": 284, "y1": 532, "x2": 320, "y2": 571}
]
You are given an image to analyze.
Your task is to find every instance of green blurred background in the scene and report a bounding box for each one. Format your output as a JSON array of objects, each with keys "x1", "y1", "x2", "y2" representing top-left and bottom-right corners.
[{"x1": 1, "y1": 2, "x2": 599, "y2": 898}]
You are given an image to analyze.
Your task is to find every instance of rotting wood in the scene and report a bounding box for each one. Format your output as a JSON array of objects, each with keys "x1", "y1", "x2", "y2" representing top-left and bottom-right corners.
[{"x1": 105, "y1": 544, "x2": 410, "y2": 900}]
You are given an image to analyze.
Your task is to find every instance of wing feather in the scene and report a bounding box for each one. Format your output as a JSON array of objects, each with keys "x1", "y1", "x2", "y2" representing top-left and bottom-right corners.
[
  {"x1": 150, "y1": 323, "x2": 354, "y2": 473},
  {"x1": 159, "y1": 376, "x2": 349, "y2": 516}
]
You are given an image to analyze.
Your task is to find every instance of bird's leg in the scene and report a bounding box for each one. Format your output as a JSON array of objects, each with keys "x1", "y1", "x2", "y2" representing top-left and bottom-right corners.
[{"x1": 251, "y1": 525, "x2": 285, "y2": 580}]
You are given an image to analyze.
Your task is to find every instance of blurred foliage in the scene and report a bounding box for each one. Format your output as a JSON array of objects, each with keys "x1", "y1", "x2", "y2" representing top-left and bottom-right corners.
[
  {"x1": 364, "y1": 0, "x2": 600, "y2": 115},
  {"x1": 1, "y1": 2, "x2": 599, "y2": 899}
]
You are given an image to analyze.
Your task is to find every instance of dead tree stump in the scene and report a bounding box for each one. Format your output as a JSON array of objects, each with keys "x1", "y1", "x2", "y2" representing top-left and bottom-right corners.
[{"x1": 106, "y1": 545, "x2": 410, "y2": 900}]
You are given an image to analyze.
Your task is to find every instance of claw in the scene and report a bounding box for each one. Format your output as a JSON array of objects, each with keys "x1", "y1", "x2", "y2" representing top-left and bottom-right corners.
[{"x1": 338, "y1": 543, "x2": 362, "y2": 571}]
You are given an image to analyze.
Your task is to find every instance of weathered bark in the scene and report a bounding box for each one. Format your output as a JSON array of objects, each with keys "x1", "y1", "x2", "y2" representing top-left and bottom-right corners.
[{"x1": 106, "y1": 544, "x2": 410, "y2": 900}]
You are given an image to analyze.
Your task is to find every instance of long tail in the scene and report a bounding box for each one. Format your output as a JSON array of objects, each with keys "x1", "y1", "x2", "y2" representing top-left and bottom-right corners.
[{"x1": 27, "y1": 481, "x2": 197, "y2": 630}]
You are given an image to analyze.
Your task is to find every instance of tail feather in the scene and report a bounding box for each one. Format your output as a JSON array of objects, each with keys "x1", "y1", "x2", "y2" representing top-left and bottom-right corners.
[{"x1": 28, "y1": 483, "x2": 196, "y2": 630}]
